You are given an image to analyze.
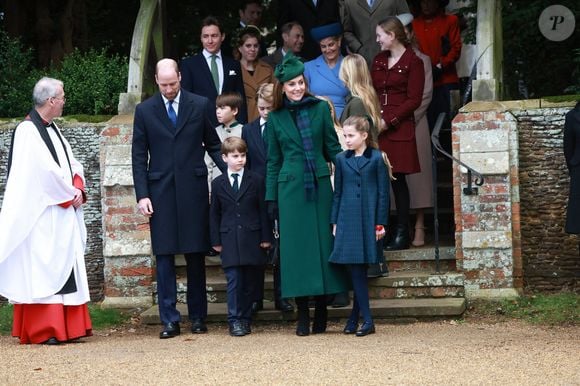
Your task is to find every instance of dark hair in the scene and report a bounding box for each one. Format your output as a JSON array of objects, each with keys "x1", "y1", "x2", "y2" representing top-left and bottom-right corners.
[
  {"x1": 239, "y1": 0, "x2": 262, "y2": 11},
  {"x1": 233, "y1": 26, "x2": 262, "y2": 60},
  {"x1": 216, "y1": 91, "x2": 243, "y2": 110},
  {"x1": 272, "y1": 77, "x2": 312, "y2": 111},
  {"x1": 201, "y1": 16, "x2": 223, "y2": 34},
  {"x1": 221, "y1": 136, "x2": 247, "y2": 155},
  {"x1": 281, "y1": 21, "x2": 302, "y2": 36}
]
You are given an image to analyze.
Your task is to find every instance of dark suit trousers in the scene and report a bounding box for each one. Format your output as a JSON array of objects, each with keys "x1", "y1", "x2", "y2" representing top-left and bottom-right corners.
[
  {"x1": 224, "y1": 265, "x2": 263, "y2": 323},
  {"x1": 156, "y1": 253, "x2": 207, "y2": 324}
]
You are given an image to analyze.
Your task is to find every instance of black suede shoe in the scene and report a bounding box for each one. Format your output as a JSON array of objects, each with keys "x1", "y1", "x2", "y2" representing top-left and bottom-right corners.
[
  {"x1": 241, "y1": 320, "x2": 252, "y2": 335},
  {"x1": 275, "y1": 299, "x2": 295, "y2": 312},
  {"x1": 229, "y1": 321, "x2": 246, "y2": 337},
  {"x1": 159, "y1": 322, "x2": 180, "y2": 339},
  {"x1": 191, "y1": 319, "x2": 208, "y2": 334},
  {"x1": 251, "y1": 300, "x2": 263, "y2": 314},
  {"x1": 43, "y1": 337, "x2": 61, "y2": 345}
]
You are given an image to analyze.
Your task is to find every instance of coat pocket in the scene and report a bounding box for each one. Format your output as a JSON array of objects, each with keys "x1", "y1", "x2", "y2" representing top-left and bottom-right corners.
[{"x1": 148, "y1": 171, "x2": 163, "y2": 181}]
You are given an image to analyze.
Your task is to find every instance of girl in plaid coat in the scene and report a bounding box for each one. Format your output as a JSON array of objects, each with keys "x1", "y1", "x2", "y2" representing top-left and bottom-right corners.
[{"x1": 330, "y1": 116, "x2": 389, "y2": 336}]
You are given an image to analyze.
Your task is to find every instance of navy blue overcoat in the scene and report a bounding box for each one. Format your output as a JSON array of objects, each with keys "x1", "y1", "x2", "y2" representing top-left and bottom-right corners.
[{"x1": 329, "y1": 147, "x2": 389, "y2": 264}]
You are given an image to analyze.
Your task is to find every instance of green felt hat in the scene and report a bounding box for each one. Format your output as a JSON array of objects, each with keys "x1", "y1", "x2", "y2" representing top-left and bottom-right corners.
[{"x1": 274, "y1": 53, "x2": 304, "y2": 83}]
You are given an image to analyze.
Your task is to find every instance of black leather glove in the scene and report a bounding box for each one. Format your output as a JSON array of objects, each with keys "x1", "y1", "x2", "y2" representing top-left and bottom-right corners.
[
  {"x1": 432, "y1": 64, "x2": 443, "y2": 81},
  {"x1": 267, "y1": 201, "x2": 279, "y2": 221}
]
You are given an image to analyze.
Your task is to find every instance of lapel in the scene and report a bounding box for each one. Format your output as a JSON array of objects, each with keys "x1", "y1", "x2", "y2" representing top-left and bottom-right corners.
[
  {"x1": 276, "y1": 108, "x2": 303, "y2": 148},
  {"x1": 356, "y1": 0, "x2": 372, "y2": 14},
  {"x1": 251, "y1": 120, "x2": 268, "y2": 159},
  {"x1": 196, "y1": 53, "x2": 218, "y2": 98},
  {"x1": 236, "y1": 172, "x2": 251, "y2": 199},
  {"x1": 175, "y1": 91, "x2": 193, "y2": 136},
  {"x1": 221, "y1": 174, "x2": 238, "y2": 201},
  {"x1": 153, "y1": 94, "x2": 176, "y2": 135},
  {"x1": 313, "y1": 56, "x2": 344, "y2": 89},
  {"x1": 301, "y1": 0, "x2": 316, "y2": 12},
  {"x1": 344, "y1": 148, "x2": 371, "y2": 174}
]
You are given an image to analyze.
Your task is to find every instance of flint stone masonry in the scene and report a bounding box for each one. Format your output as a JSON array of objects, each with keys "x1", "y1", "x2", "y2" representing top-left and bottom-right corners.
[
  {"x1": 453, "y1": 100, "x2": 579, "y2": 297},
  {"x1": 0, "y1": 120, "x2": 105, "y2": 301}
]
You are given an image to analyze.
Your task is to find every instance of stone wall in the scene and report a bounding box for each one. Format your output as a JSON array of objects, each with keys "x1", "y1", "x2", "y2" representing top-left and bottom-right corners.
[
  {"x1": 0, "y1": 121, "x2": 106, "y2": 301},
  {"x1": 515, "y1": 107, "x2": 579, "y2": 291},
  {"x1": 453, "y1": 100, "x2": 579, "y2": 297}
]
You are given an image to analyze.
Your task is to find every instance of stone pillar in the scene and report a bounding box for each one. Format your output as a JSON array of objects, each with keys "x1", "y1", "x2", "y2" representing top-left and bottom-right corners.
[
  {"x1": 472, "y1": 0, "x2": 503, "y2": 101},
  {"x1": 118, "y1": 0, "x2": 166, "y2": 114},
  {"x1": 100, "y1": 115, "x2": 154, "y2": 308},
  {"x1": 452, "y1": 101, "x2": 521, "y2": 298}
]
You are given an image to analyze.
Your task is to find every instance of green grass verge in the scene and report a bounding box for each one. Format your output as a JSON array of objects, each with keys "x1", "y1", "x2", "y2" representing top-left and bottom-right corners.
[
  {"x1": 469, "y1": 292, "x2": 580, "y2": 326},
  {"x1": 0, "y1": 303, "x2": 130, "y2": 335}
]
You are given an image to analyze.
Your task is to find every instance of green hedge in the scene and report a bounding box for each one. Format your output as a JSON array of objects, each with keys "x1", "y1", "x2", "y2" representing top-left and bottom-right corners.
[{"x1": 0, "y1": 32, "x2": 128, "y2": 118}]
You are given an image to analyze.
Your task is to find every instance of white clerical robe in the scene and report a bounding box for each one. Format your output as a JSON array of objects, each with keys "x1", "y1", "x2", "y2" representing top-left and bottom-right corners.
[{"x1": 0, "y1": 120, "x2": 89, "y2": 305}]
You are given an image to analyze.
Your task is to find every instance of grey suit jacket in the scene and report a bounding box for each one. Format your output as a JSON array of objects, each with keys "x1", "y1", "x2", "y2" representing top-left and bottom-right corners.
[{"x1": 339, "y1": 0, "x2": 409, "y2": 66}]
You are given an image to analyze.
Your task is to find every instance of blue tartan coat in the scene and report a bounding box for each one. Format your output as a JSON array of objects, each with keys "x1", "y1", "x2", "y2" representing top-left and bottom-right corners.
[{"x1": 329, "y1": 147, "x2": 389, "y2": 264}]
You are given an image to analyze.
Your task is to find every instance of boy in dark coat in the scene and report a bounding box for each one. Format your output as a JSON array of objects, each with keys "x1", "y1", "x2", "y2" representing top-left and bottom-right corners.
[{"x1": 210, "y1": 137, "x2": 271, "y2": 336}]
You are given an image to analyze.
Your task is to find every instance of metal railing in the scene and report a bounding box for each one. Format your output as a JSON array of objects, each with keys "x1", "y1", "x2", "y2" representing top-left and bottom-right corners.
[{"x1": 430, "y1": 112, "x2": 484, "y2": 273}]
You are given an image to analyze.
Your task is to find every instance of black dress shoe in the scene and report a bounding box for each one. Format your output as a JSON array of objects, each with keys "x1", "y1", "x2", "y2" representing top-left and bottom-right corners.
[
  {"x1": 206, "y1": 248, "x2": 220, "y2": 256},
  {"x1": 159, "y1": 322, "x2": 180, "y2": 339},
  {"x1": 343, "y1": 319, "x2": 358, "y2": 334},
  {"x1": 191, "y1": 319, "x2": 208, "y2": 334},
  {"x1": 384, "y1": 224, "x2": 410, "y2": 251},
  {"x1": 229, "y1": 321, "x2": 246, "y2": 337},
  {"x1": 355, "y1": 322, "x2": 376, "y2": 337},
  {"x1": 241, "y1": 320, "x2": 252, "y2": 334},
  {"x1": 275, "y1": 299, "x2": 295, "y2": 312},
  {"x1": 251, "y1": 300, "x2": 263, "y2": 314},
  {"x1": 43, "y1": 337, "x2": 60, "y2": 345}
]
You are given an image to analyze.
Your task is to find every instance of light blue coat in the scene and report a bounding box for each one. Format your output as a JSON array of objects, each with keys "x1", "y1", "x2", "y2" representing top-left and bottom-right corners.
[
  {"x1": 304, "y1": 55, "x2": 348, "y2": 119},
  {"x1": 330, "y1": 147, "x2": 389, "y2": 265}
]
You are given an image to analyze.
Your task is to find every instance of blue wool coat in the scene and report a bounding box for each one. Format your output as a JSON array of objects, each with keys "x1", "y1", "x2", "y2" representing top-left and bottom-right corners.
[
  {"x1": 304, "y1": 55, "x2": 348, "y2": 118},
  {"x1": 329, "y1": 147, "x2": 389, "y2": 264}
]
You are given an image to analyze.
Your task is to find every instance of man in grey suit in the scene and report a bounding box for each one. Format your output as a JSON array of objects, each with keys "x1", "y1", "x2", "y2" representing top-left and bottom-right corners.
[
  {"x1": 263, "y1": 22, "x2": 305, "y2": 68},
  {"x1": 339, "y1": 0, "x2": 409, "y2": 66},
  {"x1": 132, "y1": 58, "x2": 226, "y2": 339}
]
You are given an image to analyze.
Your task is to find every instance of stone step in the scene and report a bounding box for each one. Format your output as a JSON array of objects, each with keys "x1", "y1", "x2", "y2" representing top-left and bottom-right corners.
[
  {"x1": 140, "y1": 297, "x2": 466, "y2": 324},
  {"x1": 173, "y1": 245, "x2": 458, "y2": 277},
  {"x1": 153, "y1": 271, "x2": 464, "y2": 304}
]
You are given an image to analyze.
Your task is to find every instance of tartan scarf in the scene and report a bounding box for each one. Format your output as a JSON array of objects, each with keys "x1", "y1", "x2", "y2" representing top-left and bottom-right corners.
[{"x1": 284, "y1": 96, "x2": 320, "y2": 201}]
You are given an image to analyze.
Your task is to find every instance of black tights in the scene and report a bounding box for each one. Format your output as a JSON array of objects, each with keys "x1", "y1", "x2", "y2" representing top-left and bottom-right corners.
[{"x1": 391, "y1": 173, "x2": 410, "y2": 226}]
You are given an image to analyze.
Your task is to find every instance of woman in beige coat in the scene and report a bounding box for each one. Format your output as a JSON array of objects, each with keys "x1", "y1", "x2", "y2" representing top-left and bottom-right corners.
[{"x1": 235, "y1": 26, "x2": 274, "y2": 122}]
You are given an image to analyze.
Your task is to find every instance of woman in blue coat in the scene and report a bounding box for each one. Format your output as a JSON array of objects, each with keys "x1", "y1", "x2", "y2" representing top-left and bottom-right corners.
[
  {"x1": 304, "y1": 22, "x2": 349, "y2": 119},
  {"x1": 330, "y1": 116, "x2": 389, "y2": 336}
]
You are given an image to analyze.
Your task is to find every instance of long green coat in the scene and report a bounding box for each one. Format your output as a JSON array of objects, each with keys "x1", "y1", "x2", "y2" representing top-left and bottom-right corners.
[{"x1": 265, "y1": 99, "x2": 350, "y2": 298}]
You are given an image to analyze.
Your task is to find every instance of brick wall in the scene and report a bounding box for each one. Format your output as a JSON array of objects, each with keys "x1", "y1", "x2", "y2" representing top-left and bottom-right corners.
[
  {"x1": 453, "y1": 101, "x2": 579, "y2": 296},
  {"x1": 0, "y1": 120, "x2": 106, "y2": 301}
]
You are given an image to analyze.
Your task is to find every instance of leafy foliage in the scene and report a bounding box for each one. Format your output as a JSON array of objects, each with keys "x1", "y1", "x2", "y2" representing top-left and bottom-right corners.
[
  {"x1": 54, "y1": 48, "x2": 128, "y2": 115},
  {"x1": 502, "y1": 0, "x2": 579, "y2": 99},
  {"x1": 0, "y1": 30, "x2": 41, "y2": 118}
]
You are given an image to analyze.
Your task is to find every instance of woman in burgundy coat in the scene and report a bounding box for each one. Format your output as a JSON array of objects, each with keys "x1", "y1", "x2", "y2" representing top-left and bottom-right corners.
[{"x1": 371, "y1": 16, "x2": 424, "y2": 250}]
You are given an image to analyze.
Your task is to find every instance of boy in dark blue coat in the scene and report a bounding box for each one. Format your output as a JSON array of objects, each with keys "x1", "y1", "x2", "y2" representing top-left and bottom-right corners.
[{"x1": 210, "y1": 137, "x2": 271, "y2": 336}]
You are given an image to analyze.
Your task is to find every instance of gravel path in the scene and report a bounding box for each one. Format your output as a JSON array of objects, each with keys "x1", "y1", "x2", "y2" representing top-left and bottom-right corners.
[{"x1": 1, "y1": 321, "x2": 578, "y2": 385}]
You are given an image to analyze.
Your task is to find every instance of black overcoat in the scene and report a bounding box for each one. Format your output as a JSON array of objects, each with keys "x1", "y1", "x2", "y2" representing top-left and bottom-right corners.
[
  {"x1": 132, "y1": 90, "x2": 225, "y2": 255},
  {"x1": 209, "y1": 171, "x2": 271, "y2": 268},
  {"x1": 564, "y1": 103, "x2": 580, "y2": 234},
  {"x1": 242, "y1": 118, "x2": 267, "y2": 177}
]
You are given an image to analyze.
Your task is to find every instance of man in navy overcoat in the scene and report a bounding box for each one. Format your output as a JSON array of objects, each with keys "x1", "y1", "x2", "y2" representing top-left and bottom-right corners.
[
  {"x1": 180, "y1": 16, "x2": 248, "y2": 124},
  {"x1": 132, "y1": 58, "x2": 226, "y2": 339}
]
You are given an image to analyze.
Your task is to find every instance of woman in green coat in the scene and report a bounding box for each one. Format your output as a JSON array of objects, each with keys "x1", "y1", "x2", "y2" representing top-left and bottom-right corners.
[{"x1": 265, "y1": 54, "x2": 349, "y2": 336}]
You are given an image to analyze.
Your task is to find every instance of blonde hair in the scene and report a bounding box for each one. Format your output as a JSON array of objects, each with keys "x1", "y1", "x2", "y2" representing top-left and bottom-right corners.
[
  {"x1": 339, "y1": 54, "x2": 383, "y2": 138},
  {"x1": 256, "y1": 83, "x2": 274, "y2": 103}
]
